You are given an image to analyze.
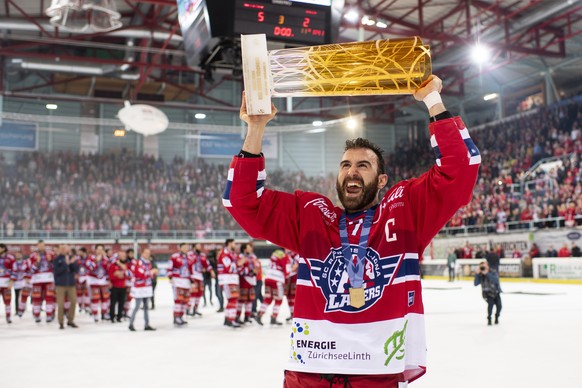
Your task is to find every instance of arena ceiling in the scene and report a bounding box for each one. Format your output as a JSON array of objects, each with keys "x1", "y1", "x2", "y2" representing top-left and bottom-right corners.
[{"x1": 0, "y1": 0, "x2": 581, "y2": 122}]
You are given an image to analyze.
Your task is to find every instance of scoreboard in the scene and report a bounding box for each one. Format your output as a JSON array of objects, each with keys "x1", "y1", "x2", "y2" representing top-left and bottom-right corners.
[
  {"x1": 204, "y1": 0, "x2": 339, "y2": 46},
  {"x1": 233, "y1": 0, "x2": 332, "y2": 45}
]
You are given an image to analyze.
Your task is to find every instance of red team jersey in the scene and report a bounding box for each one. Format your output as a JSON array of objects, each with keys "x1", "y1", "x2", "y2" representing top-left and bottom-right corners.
[
  {"x1": 190, "y1": 251, "x2": 212, "y2": 282},
  {"x1": 29, "y1": 250, "x2": 56, "y2": 284},
  {"x1": 85, "y1": 255, "x2": 110, "y2": 286},
  {"x1": 168, "y1": 252, "x2": 192, "y2": 289},
  {"x1": 239, "y1": 253, "x2": 258, "y2": 288},
  {"x1": 265, "y1": 250, "x2": 289, "y2": 284},
  {"x1": 0, "y1": 253, "x2": 15, "y2": 287},
  {"x1": 217, "y1": 248, "x2": 239, "y2": 286},
  {"x1": 130, "y1": 258, "x2": 153, "y2": 288},
  {"x1": 223, "y1": 117, "x2": 480, "y2": 381}
]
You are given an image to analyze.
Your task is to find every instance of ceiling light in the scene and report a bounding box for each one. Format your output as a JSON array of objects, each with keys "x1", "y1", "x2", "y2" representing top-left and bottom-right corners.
[
  {"x1": 344, "y1": 9, "x2": 359, "y2": 23},
  {"x1": 46, "y1": 104, "x2": 58, "y2": 110},
  {"x1": 366, "y1": 19, "x2": 376, "y2": 26},
  {"x1": 376, "y1": 21, "x2": 387, "y2": 28},
  {"x1": 483, "y1": 93, "x2": 498, "y2": 101},
  {"x1": 312, "y1": 120, "x2": 323, "y2": 126},
  {"x1": 45, "y1": 0, "x2": 122, "y2": 33},
  {"x1": 195, "y1": 113, "x2": 206, "y2": 119},
  {"x1": 114, "y1": 129, "x2": 126, "y2": 137},
  {"x1": 347, "y1": 117, "x2": 357, "y2": 130},
  {"x1": 471, "y1": 43, "x2": 491, "y2": 64},
  {"x1": 361, "y1": 15, "x2": 369, "y2": 25}
]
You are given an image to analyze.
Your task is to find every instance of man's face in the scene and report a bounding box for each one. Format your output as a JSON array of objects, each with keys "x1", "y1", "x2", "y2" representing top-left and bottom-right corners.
[
  {"x1": 246, "y1": 245, "x2": 253, "y2": 254},
  {"x1": 228, "y1": 242, "x2": 236, "y2": 251},
  {"x1": 118, "y1": 251, "x2": 127, "y2": 261},
  {"x1": 59, "y1": 245, "x2": 69, "y2": 255},
  {"x1": 336, "y1": 148, "x2": 387, "y2": 213},
  {"x1": 95, "y1": 246, "x2": 104, "y2": 256},
  {"x1": 180, "y1": 244, "x2": 189, "y2": 254},
  {"x1": 194, "y1": 243, "x2": 202, "y2": 252},
  {"x1": 142, "y1": 249, "x2": 151, "y2": 259},
  {"x1": 37, "y1": 242, "x2": 45, "y2": 252},
  {"x1": 0, "y1": 247, "x2": 6, "y2": 255},
  {"x1": 128, "y1": 251, "x2": 134, "y2": 259}
]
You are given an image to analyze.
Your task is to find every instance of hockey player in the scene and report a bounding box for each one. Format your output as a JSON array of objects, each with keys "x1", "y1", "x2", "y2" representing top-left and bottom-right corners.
[
  {"x1": 0, "y1": 244, "x2": 15, "y2": 323},
  {"x1": 254, "y1": 249, "x2": 288, "y2": 326},
  {"x1": 217, "y1": 239, "x2": 243, "y2": 328},
  {"x1": 128, "y1": 248, "x2": 156, "y2": 332},
  {"x1": 168, "y1": 243, "x2": 192, "y2": 326},
  {"x1": 284, "y1": 250, "x2": 300, "y2": 322},
  {"x1": 223, "y1": 76, "x2": 480, "y2": 386},
  {"x1": 237, "y1": 243, "x2": 258, "y2": 324},
  {"x1": 75, "y1": 247, "x2": 89, "y2": 313},
  {"x1": 12, "y1": 252, "x2": 30, "y2": 317},
  {"x1": 85, "y1": 244, "x2": 110, "y2": 322},
  {"x1": 189, "y1": 243, "x2": 214, "y2": 317},
  {"x1": 29, "y1": 240, "x2": 56, "y2": 323}
]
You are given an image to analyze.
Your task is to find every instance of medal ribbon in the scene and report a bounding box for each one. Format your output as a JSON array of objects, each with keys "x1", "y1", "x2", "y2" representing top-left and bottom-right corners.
[{"x1": 339, "y1": 207, "x2": 375, "y2": 289}]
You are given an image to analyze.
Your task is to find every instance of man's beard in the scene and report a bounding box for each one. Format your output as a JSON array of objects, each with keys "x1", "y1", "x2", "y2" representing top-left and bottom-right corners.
[{"x1": 336, "y1": 175, "x2": 379, "y2": 213}]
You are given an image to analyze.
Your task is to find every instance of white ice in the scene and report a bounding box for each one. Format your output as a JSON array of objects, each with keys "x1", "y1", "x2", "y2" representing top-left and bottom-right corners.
[{"x1": 1, "y1": 279, "x2": 580, "y2": 388}]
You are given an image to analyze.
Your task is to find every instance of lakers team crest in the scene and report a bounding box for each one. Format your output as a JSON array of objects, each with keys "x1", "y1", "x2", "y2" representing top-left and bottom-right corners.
[{"x1": 309, "y1": 246, "x2": 402, "y2": 313}]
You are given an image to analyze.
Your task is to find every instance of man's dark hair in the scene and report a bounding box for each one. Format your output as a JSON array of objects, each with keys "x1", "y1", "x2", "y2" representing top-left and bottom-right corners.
[
  {"x1": 344, "y1": 138, "x2": 385, "y2": 175},
  {"x1": 225, "y1": 238, "x2": 235, "y2": 246},
  {"x1": 0, "y1": 243, "x2": 6, "y2": 251},
  {"x1": 95, "y1": 244, "x2": 104, "y2": 249},
  {"x1": 126, "y1": 248, "x2": 134, "y2": 254},
  {"x1": 37, "y1": 240, "x2": 44, "y2": 244},
  {"x1": 79, "y1": 247, "x2": 87, "y2": 253},
  {"x1": 179, "y1": 242, "x2": 188, "y2": 248},
  {"x1": 240, "y1": 243, "x2": 249, "y2": 252}
]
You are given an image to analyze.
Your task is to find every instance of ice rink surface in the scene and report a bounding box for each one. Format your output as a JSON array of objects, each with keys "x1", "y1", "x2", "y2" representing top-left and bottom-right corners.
[{"x1": 1, "y1": 279, "x2": 580, "y2": 388}]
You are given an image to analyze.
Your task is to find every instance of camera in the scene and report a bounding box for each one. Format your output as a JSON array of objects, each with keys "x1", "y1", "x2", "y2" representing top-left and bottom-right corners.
[{"x1": 479, "y1": 265, "x2": 486, "y2": 271}]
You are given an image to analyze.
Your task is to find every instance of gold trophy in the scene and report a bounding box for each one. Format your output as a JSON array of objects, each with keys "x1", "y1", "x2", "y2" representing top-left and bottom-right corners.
[{"x1": 241, "y1": 34, "x2": 431, "y2": 115}]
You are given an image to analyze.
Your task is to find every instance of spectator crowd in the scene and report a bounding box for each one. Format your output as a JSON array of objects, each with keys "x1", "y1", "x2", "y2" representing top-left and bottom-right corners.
[{"x1": 0, "y1": 99, "x2": 581, "y2": 235}]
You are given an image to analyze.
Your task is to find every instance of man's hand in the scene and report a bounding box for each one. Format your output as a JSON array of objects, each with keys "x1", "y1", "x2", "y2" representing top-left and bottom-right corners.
[
  {"x1": 413, "y1": 75, "x2": 442, "y2": 101},
  {"x1": 413, "y1": 75, "x2": 446, "y2": 117},
  {"x1": 240, "y1": 91, "x2": 277, "y2": 127}
]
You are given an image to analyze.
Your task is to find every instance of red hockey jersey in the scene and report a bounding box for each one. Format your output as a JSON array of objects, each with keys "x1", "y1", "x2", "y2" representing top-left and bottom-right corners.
[
  {"x1": 217, "y1": 248, "x2": 239, "y2": 286},
  {"x1": 168, "y1": 252, "x2": 192, "y2": 289},
  {"x1": 264, "y1": 250, "x2": 289, "y2": 284},
  {"x1": 85, "y1": 255, "x2": 110, "y2": 286},
  {"x1": 190, "y1": 250, "x2": 212, "y2": 282},
  {"x1": 29, "y1": 250, "x2": 56, "y2": 284},
  {"x1": 223, "y1": 117, "x2": 480, "y2": 381},
  {"x1": 238, "y1": 253, "x2": 258, "y2": 288},
  {"x1": 0, "y1": 252, "x2": 15, "y2": 288}
]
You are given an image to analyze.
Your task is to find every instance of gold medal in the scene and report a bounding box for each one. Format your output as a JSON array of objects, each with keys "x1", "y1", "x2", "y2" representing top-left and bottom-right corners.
[{"x1": 349, "y1": 287, "x2": 365, "y2": 309}]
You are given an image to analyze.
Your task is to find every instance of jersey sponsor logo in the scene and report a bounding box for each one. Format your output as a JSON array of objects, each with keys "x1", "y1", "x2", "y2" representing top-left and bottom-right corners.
[
  {"x1": 304, "y1": 198, "x2": 337, "y2": 223},
  {"x1": 384, "y1": 320, "x2": 408, "y2": 366},
  {"x1": 384, "y1": 186, "x2": 405, "y2": 205},
  {"x1": 309, "y1": 246, "x2": 401, "y2": 313}
]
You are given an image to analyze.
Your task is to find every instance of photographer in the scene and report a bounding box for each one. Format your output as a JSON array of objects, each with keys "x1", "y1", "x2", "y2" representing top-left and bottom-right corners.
[
  {"x1": 108, "y1": 250, "x2": 129, "y2": 323},
  {"x1": 53, "y1": 244, "x2": 79, "y2": 329},
  {"x1": 474, "y1": 261, "x2": 502, "y2": 326}
]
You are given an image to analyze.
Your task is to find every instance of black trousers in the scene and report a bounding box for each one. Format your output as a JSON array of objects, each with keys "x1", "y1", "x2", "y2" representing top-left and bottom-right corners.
[
  {"x1": 215, "y1": 279, "x2": 224, "y2": 309},
  {"x1": 448, "y1": 267, "x2": 455, "y2": 281},
  {"x1": 150, "y1": 280, "x2": 157, "y2": 308},
  {"x1": 110, "y1": 287, "x2": 127, "y2": 320},
  {"x1": 203, "y1": 277, "x2": 213, "y2": 305},
  {"x1": 486, "y1": 294, "x2": 502, "y2": 319},
  {"x1": 14, "y1": 288, "x2": 21, "y2": 314},
  {"x1": 252, "y1": 280, "x2": 263, "y2": 313}
]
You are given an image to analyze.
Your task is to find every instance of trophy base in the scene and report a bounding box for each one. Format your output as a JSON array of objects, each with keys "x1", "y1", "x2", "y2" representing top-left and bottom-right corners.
[{"x1": 241, "y1": 34, "x2": 272, "y2": 115}]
